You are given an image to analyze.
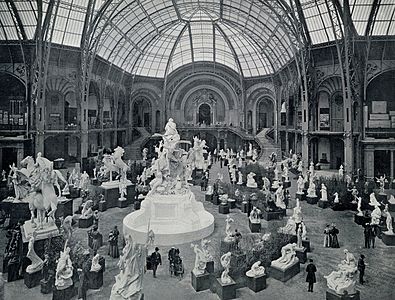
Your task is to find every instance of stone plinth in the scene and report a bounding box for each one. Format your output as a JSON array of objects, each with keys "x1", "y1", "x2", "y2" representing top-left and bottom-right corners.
[
  {"x1": 241, "y1": 202, "x2": 248, "y2": 213},
  {"x1": 354, "y1": 214, "x2": 366, "y2": 226},
  {"x1": 306, "y1": 196, "x2": 318, "y2": 204},
  {"x1": 52, "y1": 285, "x2": 75, "y2": 300},
  {"x1": 205, "y1": 261, "x2": 214, "y2": 273},
  {"x1": 78, "y1": 216, "x2": 93, "y2": 228},
  {"x1": 191, "y1": 271, "x2": 211, "y2": 292},
  {"x1": 246, "y1": 274, "x2": 267, "y2": 292},
  {"x1": 377, "y1": 193, "x2": 387, "y2": 203},
  {"x1": 98, "y1": 201, "x2": 107, "y2": 212},
  {"x1": 230, "y1": 252, "x2": 247, "y2": 277},
  {"x1": 219, "y1": 203, "x2": 230, "y2": 214},
  {"x1": 215, "y1": 277, "x2": 237, "y2": 300},
  {"x1": 249, "y1": 220, "x2": 261, "y2": 233},
  {"x1": 283, "y1": 181, "x2": 291, "y2": 189},
  {"x1": 295, "y1": 247, "x2": 307, "y2": 263},
  {"x1": 318, "y1": 200, "x2": 330, "y2": 208},
  {"x1": 24, "y1": 270, "x2": 42, "y2": 288},
  {"x1": 212, "y1": 194, "x2": 220, "y2": 205},
  {"x1": 55, "y1": 198, "x2": 73, "y2": 218},
  {"x1": 302, "y1": 240, "x2": 311, "y2": 252},
  {"x1": 205, "y1": 194, "x2": 213, "y2": 202},
  {"x1": 382, "y1": 232, "x2": 395, "y2": 246},
  {"x1": 9, "y1": 200, "x2": 31, "y2": 226},
  {"x1": 220, "y1": 240, "x2": 236, "y2": 254},
  {"x1": 100, "y1": 182, "x2": 135, "y2": 208},
  {"x1": 388, "y1": 202, "x2": 395, "y2": 212},
  {"x1": 117, "y1": 198, "x2": 128, "y2": 208},
  {"x1": 88, "y1": 269, "x2": 104, "y2": 289},
  {"x1": 40, "y1": 279, "x2": 53, "y2": 294},
  {"x1": 326, "y1": 289, "x2": 360, "y2": 300},
  {"x1": 228, "y1": 199, "x2": 236, "y2": 209},
  {"x1": 270, "y1": 260, "x2": 300, "y2": 282},
  {"x1": 295, "y1": 192, "x2": 305, "y2": 202},
  {"x1": 134, "y1": 201, "x2": 141, "y2": 210},
  {"x1": 69, "y1": 187, "x2": 80, "y2": 198},
  {"x1": 262, "y1": 210, "x2": 283, "y2": 221}
]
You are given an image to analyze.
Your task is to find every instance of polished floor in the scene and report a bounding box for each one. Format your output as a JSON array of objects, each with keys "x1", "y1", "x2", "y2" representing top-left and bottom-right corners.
[{"x1": 3, "y1": 161, "x2": 395, "y2": 300}]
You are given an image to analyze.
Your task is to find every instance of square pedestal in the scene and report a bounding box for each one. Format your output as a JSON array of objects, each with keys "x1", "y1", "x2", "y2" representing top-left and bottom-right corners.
[
  {"x1": 55, "y1": 198, "x2": 73, "y2": 218},
  {"x1": 295, "y1": 247, "x2": 307, "y2": 263},
  {"x1": 216, "y1": 278, "x2": 237, "y2": 300},
  {"x1": 88, "y1": 270, "x2": 104, "y2": 289},
  {"x1": 295, "y1": 192, "x2": 305, "y2": 202},
  {"x1": 388, "y1": 202, "x2": 395, "y2": 212},
  {"x1": 191, "y1": 271, "x2": 211, "y2": 292},
  {"x1": 306, "y1": 196, "x2": 318, "y2": 204},
  {"x1": 134, "y1": 201, "x2": 141, "y2": 210},
  {"x1": 220, "y1": 240, "x2": 236, "y2": 254},
  {"x1": 205, "y1": 261, "x2": 214, "y2": 273},
  {"x1": 40, "y1": 279, "x2": 53, "y2": 294},
  {"x1": 52, "y1": 285, "x2": 75, "y2": 300},
  {"x1": 382, "y1": 232, "x2": 395, "y2": 246},
  {"x1": 262, "y1": 210, "x2": 282, "y2": 221},
  {"x1": 78, "y1": 216, "x2": 93, "y2": 228},
  {"x1": 246, "y1": 274, "x2": 267, "y2": 292},
  {"x1": 24, "y1": 270, "x2": 42, "y2": 288},
  {"x1": 318, "y1": 200, "x2": 330, "y2": 208},
  {"x1": 249, "y1": 220, "x2": 261, "y2": 233},
  {"x1": 98, "y1": 201, "x2": 107, "y2": 212},
  {"x1": 283, "y1": 181, "x2": 291, "y2": 189},
  {"x1": 354, "y1": 214, "x2": 366, "y2": 225},
  {"x1": 117, "y1": 198, "x2": 128, "y2": 208},
  {"x1": 205, "y1": 194, "x2": 213, "y2": 202},
  {"x1": 270, "y1": 260, "x2": 300, "y2": 282},
  {"x1": 326, "y1": 289, "x2": 360, "y2": 300},
  {"x1": 302, "y1": 240, "x2": 311, "y2": 252},
  {"x1": 230, "y1": 252, "x2": 247, "y2": 277},
  {"x1": 241, "y1": 202, "x2": 248, "y2": 213},
  {"x1": 228, "y1": 199, "x2": 236, "y2": 209},
  {"x1": 70, "y1": 187, "x2": 80, "y2": 198},
  {"x1": 377, "y1": 193, "x2": 387, "y2": 203},
  {"x1": 9, "y1": 200, "x2": 31, "y2": 226},
  {"x1": 219, "y1": 203, "x2": 230, "y2": 214},
  {"x1": 212, "y1": 194, "x2": 220, "y2": 205}
]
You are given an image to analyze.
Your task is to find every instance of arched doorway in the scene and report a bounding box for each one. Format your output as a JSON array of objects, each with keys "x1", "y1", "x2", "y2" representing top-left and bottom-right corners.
[
  {"x1": 198, "y1": 103, "x2": 211, "y2": 125},
  {"x1": 257, "y1": 98, "x2": 274, "y2": 131},
  {"x1": 331, "y1": 93, "x2": 344, "y2": 132},
  {"x1": 331, "y1": 138, "x2": 344, "y2": 169},
  {"x1": 132, "y1": 97, "x2": 151, "y2": 130}
]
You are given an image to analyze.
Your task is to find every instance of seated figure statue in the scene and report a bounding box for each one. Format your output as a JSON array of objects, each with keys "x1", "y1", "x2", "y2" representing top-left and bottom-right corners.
[
  {"x1": 81, "y1": 200, "x2": 94, "y2": 219},
  {"x1": 325, "y1": 270, "x2": 356, "y2": 295},
  {"x1": 55, "y1": 244, "x2": 73, "y2": 290},
  {"x1": 246, "y1": 172, "x2": 257, "y2": 188},
  {"x1": 246, "y1": 261, "x2": 265, "y2": 277},
  {"x1": 370, "y1": 205, "x2": 382, "y2": 225},
  {"x1": 270, "y1": 243, "x2": 298, "y2": 270},
  {"x1": 90, "y1": 253, "x2": 102, "y2": 272}
]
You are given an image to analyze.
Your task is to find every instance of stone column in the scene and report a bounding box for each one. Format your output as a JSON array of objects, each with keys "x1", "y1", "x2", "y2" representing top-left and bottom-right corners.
[
  {"x1": 391, "y1": 150, "x2": 394, "y2": 181},
  {"x1": 343, "y1": 132, "x2": 353, "y2": 175},
  {"x1": 364, "y1": 146, "x2": 374, "y2": 179},
  {"x1": 16, "y1": 148, "x2": 24, "y2": 168}
]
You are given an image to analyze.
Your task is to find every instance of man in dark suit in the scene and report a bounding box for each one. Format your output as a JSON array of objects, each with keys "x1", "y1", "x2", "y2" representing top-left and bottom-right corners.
[
  {"x1": 151, "y1": 247, "x2": 162, "y2": 278},
  {"x1": 358, "y1": 254, "x2": 366, "y2": 284},
  {"x1": 305, "y1": 259, "x2": 317, "y2": 292},
  {"x1": 363, "y1": 223, "x2": 371, "y2": 248}
]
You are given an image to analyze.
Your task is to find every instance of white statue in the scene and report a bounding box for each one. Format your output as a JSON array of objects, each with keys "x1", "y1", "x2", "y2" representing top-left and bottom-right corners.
[
  {"x1": 339, "y1": 165, "x2": 344, "y2": 177},
  {"x1": 220, "y1": 194, "x2": 229, "y2": 205},
  {"x1": 320, "y1": 183, "x2": 328, "y2": 201},
  {"x1": 90, "y1": 254, "x2": 102, "y2": 272},
  {"x1": 275, "y1": 185, "x2": 286, "y2": 209},
  {"x1": 79, "y1": 171, "x2": 90, "y2": 192},
  {"x1": 252, "y1": 149, "x2": 258, "y2": 161},
  {"x1": 249, "y1": 206, "x2": 261, "y2": 223},
  {"x1": 81, "y1": 200, "x2": 94, "y2": 219},
  {"x1": 142, "y1": 148, "x2": 148, "y2": 161},
  {"x1": 62, "y1": 216, "x2": 73, "y2": 240},
  {"x1": 201, "y1": 239, "x2": 213, "y2": 261},
  {"x1": 297, "y1": 175, "x2": 304, "y2": 194},
  {"x1": 163, "y1": 118, "x2": 180, "y2": 149},
  {"x1": 246, "y1": 172, "x2": 257, "y2": 188},
  {"x1": 309, "y1": 161, "x2": 314, "y2": 176},
  {"x1": 333, "y1": 192, "x2": 340, "y2": 203},
  {"x1": 246, "y1": 261, "x2": 265, "y2": 277},
  {"x1": 101, "y1": 146, "x2": 129, "y2": 183},
  {"x1": 356, "y1": 197, "x2": 363, "y2": 216},
  {"x1": 376, "y1": 175, "x2": 386, "y2": 194},
  {"x1": 271, "y1": 243, "x2": 298, "y2": 269},
  {"x1": 371, "y1": 205, "x2": 382, "y2": 225},
  {"x1": 262, "y1": 177, "x2": 270, "y2": 192},
  {"x1": 293, "y1": 199, "x2": 303, "y2": 223},
  {"x1": 237, "y1": 171, "x2": 243, "y2": 185},
  {"x1": 26, "y1": 232, "x2": 44, "y2": 274},
  {"x1": 93, "y1": 168, "x2": 97, "y2": 180},
  {"x1": 220, "y1": 252, "x2": 232, "y2": 284},
  {"x1": 297, "y1": 161, "x2": 303, "y2": 173},
  {"x1": 191, "y1": 243, "x2": 207, "y2": 275},
  {"x1": 307, "y1": 179, "x2": 317, "y2": 197},
  {"x1": 119, "y1": 177, "x2": 128, "y2": 200},
  {"x1": 283, "y1": 166, "x2": 289, "y2": 181},
  {"x1": 385, "y1": 210, "x2": 394, "y2": 234},
  {"x1": 296, "y1": 226, "x2": 303, "y2": 249},
  {"x1": 301, "y1": 221, "x2": 307, "y2": 240},
  {"x1": 224, "y1": 215, "x2": 235, "y2": 242},
  {"x1": 369, "y1": 192, "x2": 381, "y2": 207},
  {"x1": 274, "y1": 167, "x2": 279, "y2": 181},
  {"x1": 206, "y1": 185, "x2": 213, "y2": 195},
  {"x1": 247, "y1": 143, "x2": 253, "y2": 158},
  {"x1": 389, "y1": 194, "x2": 395, "y2": 204},
  {"x1": 238, "y1": 157, "x2": 243, "y2": 169},
  {"x1": 2, "y1": 170, "x2": 6, "y2": 181},
  {"x1": 55, "y1": 243, "x2": 73, "y2": 290}
]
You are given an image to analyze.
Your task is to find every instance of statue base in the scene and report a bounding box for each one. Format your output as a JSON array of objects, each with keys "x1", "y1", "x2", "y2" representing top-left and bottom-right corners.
[
  {"x1": 117, "y1": 198, "x2": 128, "y2": 208},
  {"x1": 246, "y1": 274, "x2": 266, "y2": 292},
  {"x1": 24, "y1": 270, "x2": 42, "y2": 288},
  {"x1": 78, "y1": 216, "x2": 93, "y2": 228},
  {"x1": 326, "y1": 289, "x2": 360, "y2": 300},
  {"x1": 219, "y1": 203, "x2": 230, "y2": 214},
  {"x1": 354, "y1": 214, "x2": 369, "y2": 226},
  {"x1": 40, "y1": 279, "x2": 53, "y2": 294},
  {"x1": 220, "y1": 240, "x2": 236, "y2": 254},
  {"x1": 246, "y1": 183, "x2": 257, "y2": 189},
  {"x1": 191, "y1": 271, "x2": 211, "y2": 292},
  {"x1": 69, "y1": 187, "x2": 80, "y2": 198},
  {"x1": 249, "y1": 220, "x2": 261, "y2": 233},
  {"x1": 283, "y1": 181, "x2": 291, "y2": 189},
  {"x1": 215, "y1": 277, "x2": 236, "y2": 300},
  {"x1": 382, "y1": 232, "x2": 395, "y2": 246},
  {"x1": 22, "y1": 220, "x2": 59, "y2": 243},
  {"x1": 241, "y1": 202, "x2": 248, "y2": 213},
  {"x1": 98, "y1": 201, "x2": 107, "y2": 212},
  {"x1": 303, "y1": 239, "x2": 311, "y2": 252},
  {"x1": 205, "y1": 194, "x2": 213, "y2": 202},
  {"x1": 295, "y1": 247, "x2": 307, "y2": 263},
  {"x1": 55, "y1": 197, "x2": 73, "y2": 218},
  {"x1": 205, "y1": 261, "x2": 214, "y2": 273},
  {"x1": 306, "y1": 196, "x2": 318, "y2": 204},
  {"x1": 134, "y1": 201, "x2": 141, "y2": 210},
  {"x1": 123, "y1": 190, "x2": 214, "y2": 246},
  {"x1": 318, "y1": 199, "x2": 330, "y2": 209},
  {"x1": 377, "y1": 193, "x2": 387, "y2": 203},
  {"x1": 295, "y1": 192, "x2": 305, "y2": 202},
  {"x1": 88, "y1": 269, "x2": 104, "y2": 289},
  {"x1": 270, "y1": 260, "x2": 300, "y2": 282},
  {"x1": 52, "y1": 285, "x2": 75, "y2": 300},
  {"x1": 100, "y1": 181, "x2": 135, "y2": 208},
  {"x1": 230, "y1": 252, "x2": 247, "y2": 277},
  {"x1": 228, "y1": 199, "x2": 236, "y2": 209},
  {"x1": 388, "y1": 202, "x2": 395, "y2": 212},
  {"x1": 262, "y1": 210, "x2": 283, "y2": 221},
  {"x1": 212, "y1": 194, "x2": 220, "y2": 205}
]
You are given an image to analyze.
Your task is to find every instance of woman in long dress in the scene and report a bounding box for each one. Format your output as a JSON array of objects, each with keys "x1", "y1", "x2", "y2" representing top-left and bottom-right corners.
[
  {"x1": 330, "y1": 224, "x2": 340, "y2": 248},
  {"x1": 324, "y1": 224, "x2": 331, "y2": 247},
  {"x1": 108, "y1": 226, "x2": 120, "y2": 258}
]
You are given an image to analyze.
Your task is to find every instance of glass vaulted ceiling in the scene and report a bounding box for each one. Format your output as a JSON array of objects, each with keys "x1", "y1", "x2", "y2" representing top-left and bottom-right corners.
[{"x1": 1, "y1": 1, "x2": 395, "y2": 78}]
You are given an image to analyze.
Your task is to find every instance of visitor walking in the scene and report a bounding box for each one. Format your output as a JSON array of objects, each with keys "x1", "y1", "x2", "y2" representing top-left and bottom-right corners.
[
  {"x1": 329, "y1": 224, "x2": 340, "y2": 248},
  {"x1": 363, "y1": 223, "x2": 371, "y2": 248},
  {"x1": 150, "y1": 247, "x2": 162, "y2": 278},
  {"x1": 305, "y1": 259, "x2": 317, "y2": 292},
  {"x1": 370, "y1": 225, "x2": 377, "y2": 248},
  {"x1": 358, "y1": 254, "x2": 366, "y2": 284}
]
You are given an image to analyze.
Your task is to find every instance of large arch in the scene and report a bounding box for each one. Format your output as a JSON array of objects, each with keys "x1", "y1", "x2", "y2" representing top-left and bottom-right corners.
[{"x1": 130, "y1": 87, "x2": 161, "y2": 132}]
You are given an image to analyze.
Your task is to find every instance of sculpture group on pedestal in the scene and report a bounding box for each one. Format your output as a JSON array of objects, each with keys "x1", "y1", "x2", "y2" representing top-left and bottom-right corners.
[
  {"x1": 246, "y1": 172, "x2": 257, "y2": 188},
  {"x1": 220, "y1": 252, "x2": 232, "y2": 284},
  {"x1": 320, "y1": 183, "x2": 327, "y2": 201},
  {"x1": 80, "y1": 200, "x2": 94, "y2": 219},
  {"x1": 246, "y1": 261, "x2": 265, "y2": 277},
  {"x1": 271, "y1": 243, "x2": 298, "y2": 269},
  {"x1": 26, "y1": 231, "x2": 44, "y2": 274},
  {"x1": 191, "y1": 243, "x2": 207, "y2": 275},
  {"x1": 224, "y1": 215, "x2": 235, "y2": 242},
  {"x1": 55, "y1": 242, "x2": 73, "y2": 290},
  {"x1": 384, "y1": 205, "x2": 394, "y2": 234},
  {"x1": 249, "y1": 207, "x2": 261, "y2": 223},
  {"x1": 275, "y1": 185, "x2": 286, "y2": 209},
  {"x1": 297, "y1": 175, "x2": 304, "y2": 194},
  {"x1": 90, "y1": 254, "x2": 102, "y2": 272}
]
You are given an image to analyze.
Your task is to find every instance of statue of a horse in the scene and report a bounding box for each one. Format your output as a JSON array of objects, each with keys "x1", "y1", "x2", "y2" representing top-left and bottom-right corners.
[{"x1": 102, "y1": 147, "x2": 129, "y2": 182}]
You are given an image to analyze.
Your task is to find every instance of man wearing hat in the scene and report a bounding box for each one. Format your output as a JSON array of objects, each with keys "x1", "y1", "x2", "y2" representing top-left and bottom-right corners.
[
  {"x1": 358, "y1": 254, "x2": 366, "y2": 284},
  {"x1": 151, "y1": 247, "x2": 162, "y2": 278}
]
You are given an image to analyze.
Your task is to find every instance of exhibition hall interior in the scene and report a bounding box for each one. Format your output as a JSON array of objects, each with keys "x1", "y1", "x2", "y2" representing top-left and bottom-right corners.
[{"x1": 1, "y1": 0, "x2": 395, "y2": 299}]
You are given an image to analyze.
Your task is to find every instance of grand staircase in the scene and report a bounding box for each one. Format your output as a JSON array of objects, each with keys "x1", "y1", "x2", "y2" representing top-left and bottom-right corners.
[
  {"x1": 124, "y1": 127, "x2": 152, "y2": 160},
  {"x1": 255, "y1": 128, "x2": 282, "y2": 163}
]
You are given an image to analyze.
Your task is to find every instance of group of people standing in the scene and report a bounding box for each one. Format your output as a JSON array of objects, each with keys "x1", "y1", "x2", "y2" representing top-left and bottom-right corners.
[
  {"x1": 323, "y1": 223, "x2": 340, "y2": 248},
  {"x1": 363, "y1": 223, "x2": 378, "y2": 249}
]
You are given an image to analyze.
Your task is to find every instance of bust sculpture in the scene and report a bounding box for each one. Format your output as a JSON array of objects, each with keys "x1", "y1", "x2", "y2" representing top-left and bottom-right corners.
[
  {"x1": 246, "y1": 172, "x2": 257, "y2": 188},
  {"x1": 320, "y1": 183, "x2": 328, "y2": 201},
  {"x1": 220, "y1": 194, "x2": 229, "y2": 206},
  {"x1": 220, "y1": 252, "x2": 232, "y2": 284},
  {"x1": 55, "y1": 244, "x2": 73, "y2": 290},
  {"x1": 271, "y1": 243, "x2": 298, "y2": 270},
  {"x1": 191, "y1": 243, "x2": 207, "y2": 275},
  {"x1": 81, "y1": 200, "x2": 94, "y2": 219},
  {"x1": 90, "y1": 254, "x2": 102, "y2": 272},
  {"x1": 246, "y1": 261, "x2": 265, "y2": 277},
  {"x1": 26, "y1": 232, "x2": 44, "y2": 274}
]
